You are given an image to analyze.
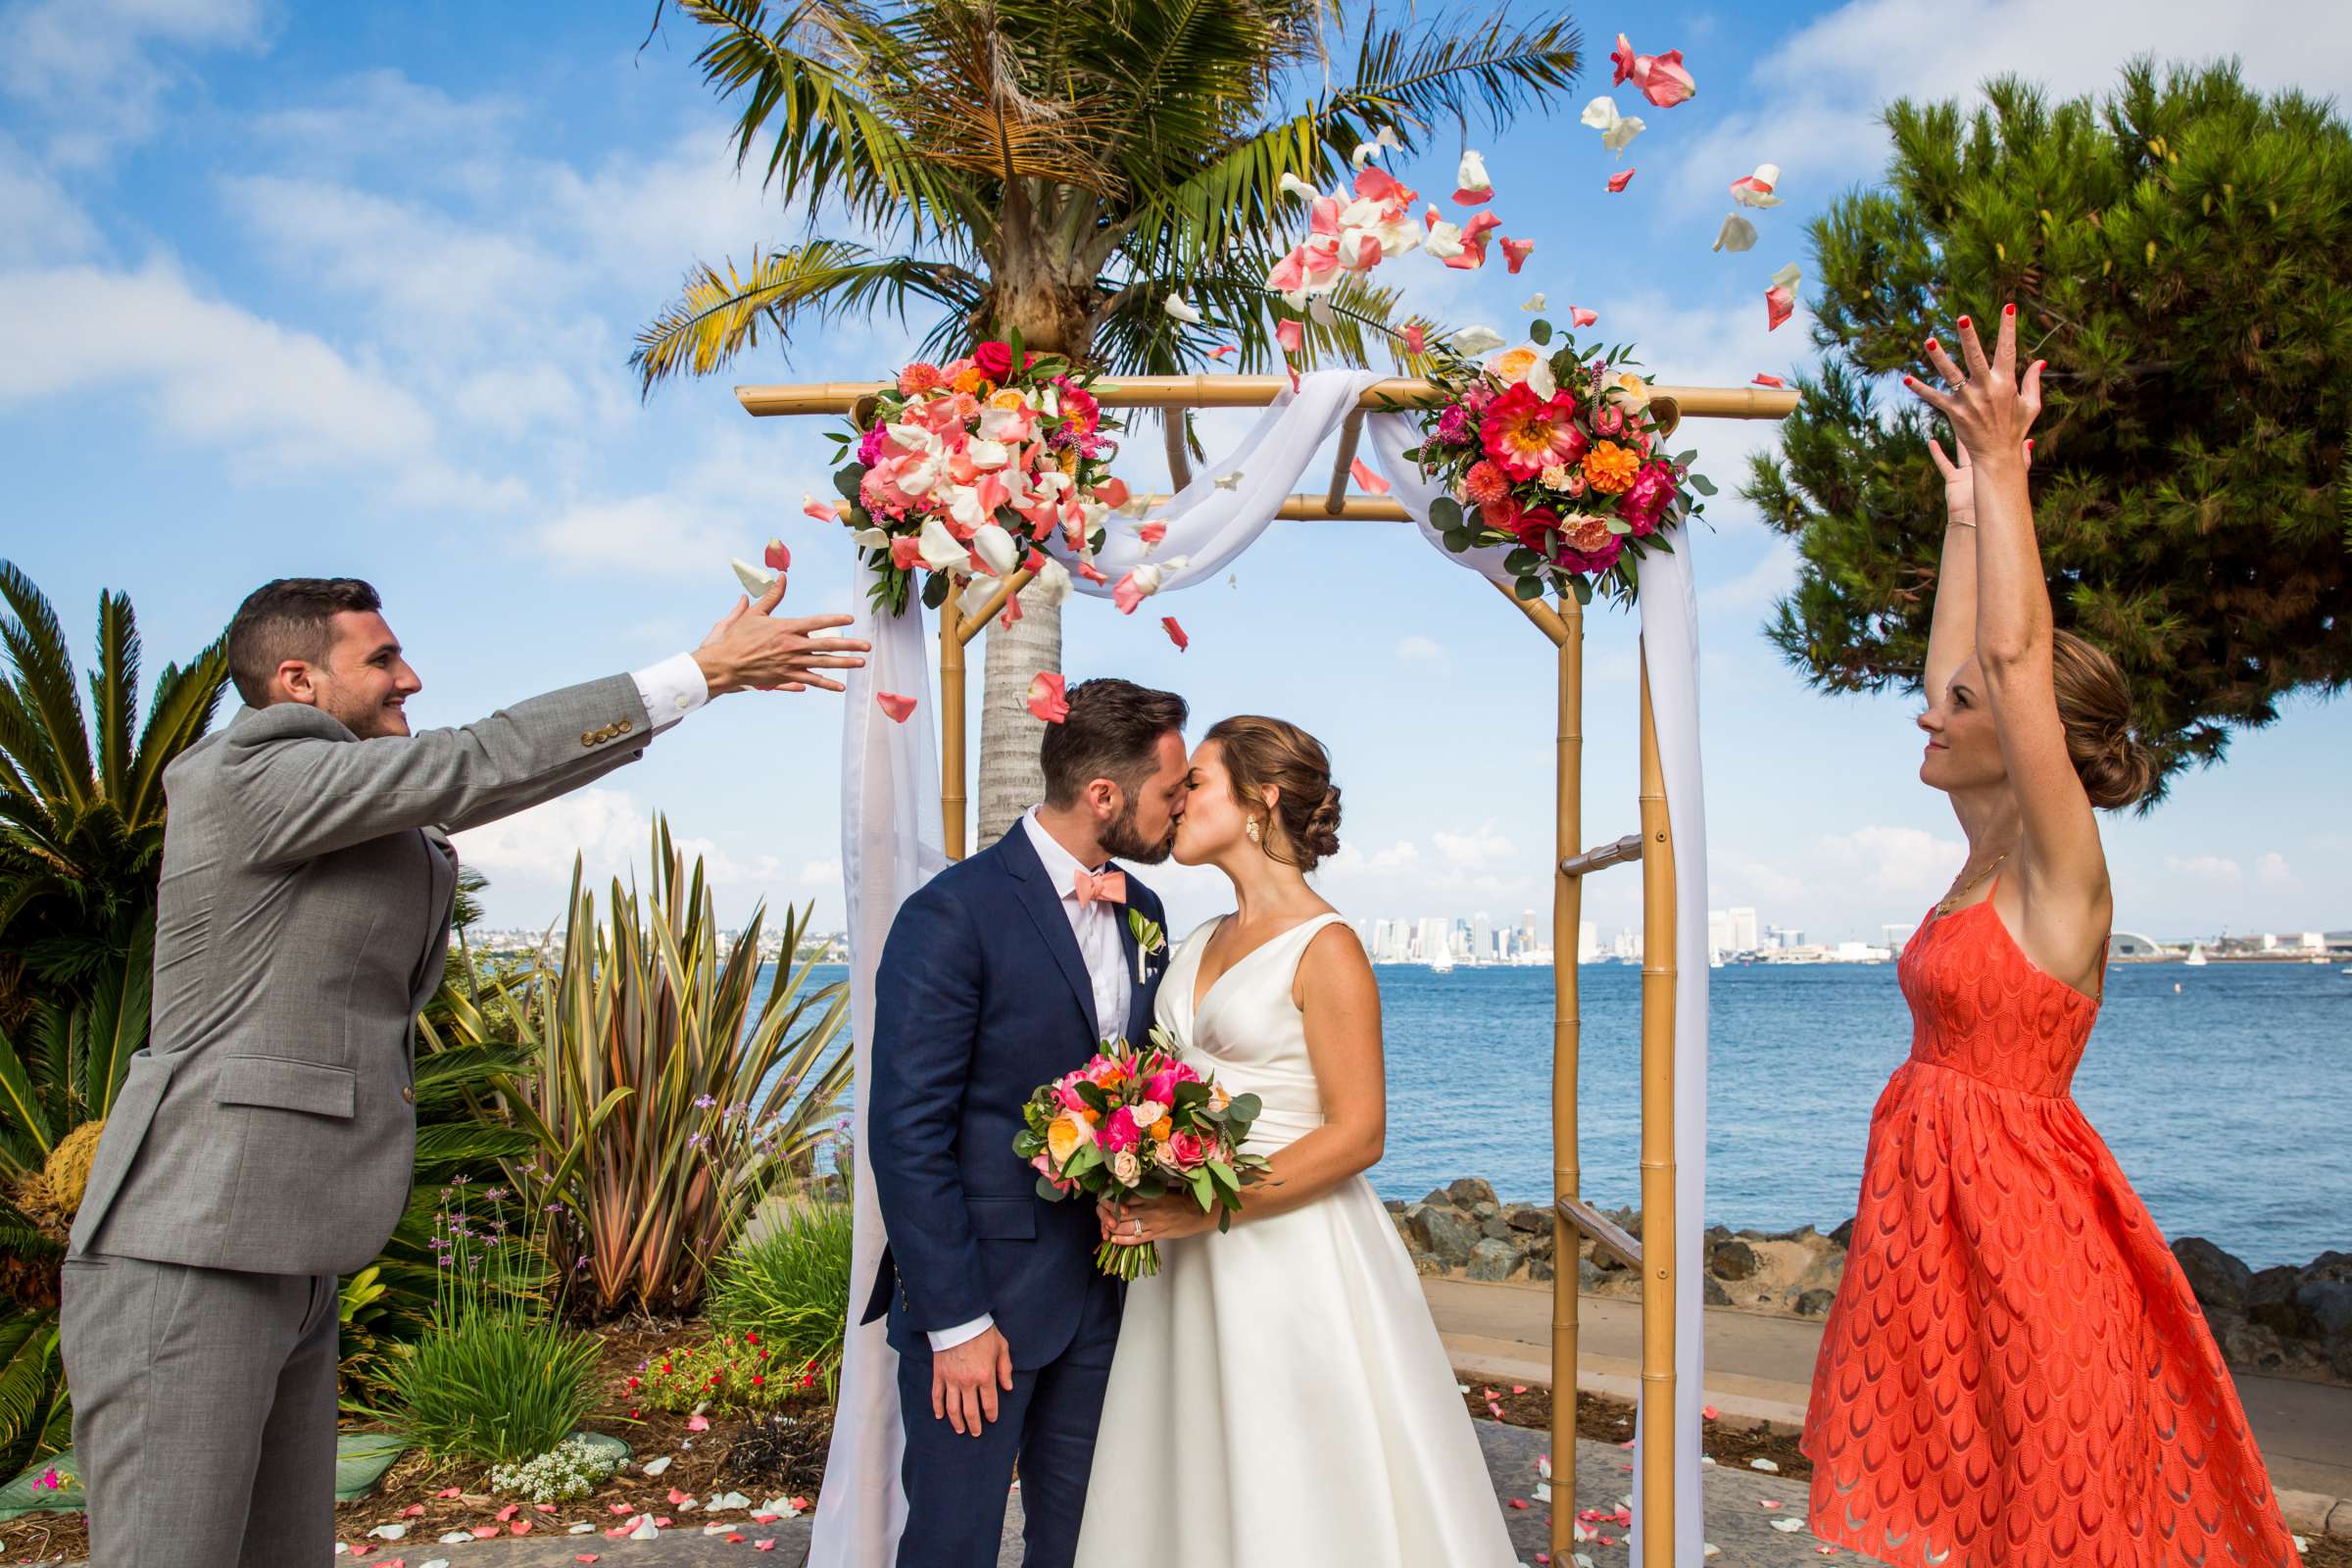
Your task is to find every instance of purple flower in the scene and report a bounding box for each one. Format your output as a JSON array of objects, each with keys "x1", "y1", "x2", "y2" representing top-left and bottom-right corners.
[
  {"x1": 694, "y1": 1094, "x2": 717, "y2": 1109},
  {"x1": 856, "y1": 425, "x2": 887, "y2": 466}
]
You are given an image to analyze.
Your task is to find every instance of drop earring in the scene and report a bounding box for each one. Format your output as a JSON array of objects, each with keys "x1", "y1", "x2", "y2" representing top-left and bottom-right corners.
[{"x1": 1246, "y1": 819, "x2": 1262, "y2": 844}]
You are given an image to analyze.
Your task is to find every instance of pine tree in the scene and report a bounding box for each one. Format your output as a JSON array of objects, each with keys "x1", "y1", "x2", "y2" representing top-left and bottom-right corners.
[{"x1": 1746, "y1": 60, "x2": 2352, "y2": 796}]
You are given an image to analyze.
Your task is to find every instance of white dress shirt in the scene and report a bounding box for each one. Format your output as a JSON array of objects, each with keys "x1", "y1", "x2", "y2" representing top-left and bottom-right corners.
[
  {"x1": 630, "y1": 652, "x2": 710, "y2": 732},
  {"x1": 931, "y1": 808, "x2": 1136, "y2": 1354}
]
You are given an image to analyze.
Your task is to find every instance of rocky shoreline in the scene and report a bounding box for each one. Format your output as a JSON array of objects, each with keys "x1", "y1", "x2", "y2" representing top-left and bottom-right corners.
[{"x1": 1387, "y1": 1178, "x2": 2352, "y2": 1385}]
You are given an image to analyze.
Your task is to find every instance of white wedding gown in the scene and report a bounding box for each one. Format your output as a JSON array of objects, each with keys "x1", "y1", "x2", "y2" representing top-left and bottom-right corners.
[{"x1": 1075, "y1": 913, "x2": 1517, "y2": 1566}]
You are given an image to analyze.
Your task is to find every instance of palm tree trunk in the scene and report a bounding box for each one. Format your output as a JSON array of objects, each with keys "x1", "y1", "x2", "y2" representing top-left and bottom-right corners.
[{"x1": 975, "y1": 591, "x2": 1061, "y2": 850}]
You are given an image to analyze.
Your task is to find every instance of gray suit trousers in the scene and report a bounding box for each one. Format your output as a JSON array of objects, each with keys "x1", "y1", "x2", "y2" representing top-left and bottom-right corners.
[{"x1": 60, "y1": 1251, "x2": 339, "y2": 1568}]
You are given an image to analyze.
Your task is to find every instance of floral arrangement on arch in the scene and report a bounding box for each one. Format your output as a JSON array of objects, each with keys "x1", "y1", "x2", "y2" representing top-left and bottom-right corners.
[
  {"x1": 1400, "y1": 317, "x2": 1717, "y2": 607},
  {"x1": 811, "y1": 334, "x2": 1131, "y2": 618}
]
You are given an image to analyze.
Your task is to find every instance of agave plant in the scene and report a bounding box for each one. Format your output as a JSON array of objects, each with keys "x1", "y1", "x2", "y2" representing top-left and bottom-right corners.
[{"x1": 481, "y1": 819, "x2": 852, "y2": 1319}]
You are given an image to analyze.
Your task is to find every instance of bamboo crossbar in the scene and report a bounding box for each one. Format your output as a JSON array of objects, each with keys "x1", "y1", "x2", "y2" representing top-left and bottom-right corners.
[
  {"x1": 1558, "y1": 1194, "x2": 1642, "y2": 1270},
  {"x1": 1560, "y1": 833, "x2": 1643, "y2": 878},
  {"x1": 737, "y1": 376, "x2": 1798, "y2": 420}
]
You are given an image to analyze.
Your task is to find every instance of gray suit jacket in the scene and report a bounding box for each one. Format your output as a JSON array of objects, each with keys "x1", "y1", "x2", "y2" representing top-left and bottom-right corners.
[{"x1": 70, "y1": 673, "x2": 658, "y2": 1276}]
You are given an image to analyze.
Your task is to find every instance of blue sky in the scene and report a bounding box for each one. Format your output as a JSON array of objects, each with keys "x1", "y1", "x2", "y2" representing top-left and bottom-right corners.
[{"x1": 4, "y1": 0, "x2": 2347, "y2": 946}]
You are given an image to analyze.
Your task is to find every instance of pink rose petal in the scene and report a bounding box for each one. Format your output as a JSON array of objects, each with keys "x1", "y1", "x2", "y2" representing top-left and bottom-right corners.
[
  {"x1": 1569, "y1": 306, "x2": 1598, "y2": 327},
  {"x1": 1161, "y1": 616, "x2": 1188, "y2": 652},
  {"x1": 1348, "y1": 457, "x2": 1391, "y2": 496},
  {"x1": 1276, "y1": 318, "x2": 1304, "y2": 355},
  {"x1": 877, "y1": 691, "x2": 917, "y2": 722},
  {"x1": 1027, "y1": 671, "x2": 1070, "y2": 723},
  {"x1": 1606, "y1": 168, "x2": 1637, "y2": 193}
]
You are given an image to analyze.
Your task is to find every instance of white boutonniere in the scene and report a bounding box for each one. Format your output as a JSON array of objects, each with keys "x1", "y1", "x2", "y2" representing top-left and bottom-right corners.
[{"x1": 1126, "y1": 908, "x2": 1168, "y2": 985}]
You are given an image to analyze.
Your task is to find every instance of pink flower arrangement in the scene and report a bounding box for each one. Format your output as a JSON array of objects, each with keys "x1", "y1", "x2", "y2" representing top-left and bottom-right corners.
[
  {"x1": 1015, "y1": 1030, "x2": 1269, "y2": 1281},
  {"x1": 821, "y1": 339, "x2": 1125, "y2": 617},
  {"x1": 1403, "y1": 315, "x2": 1711, "y2": 606}
]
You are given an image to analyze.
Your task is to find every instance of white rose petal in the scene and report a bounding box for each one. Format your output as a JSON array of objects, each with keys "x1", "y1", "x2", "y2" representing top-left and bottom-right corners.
[
  {"x1": 1163, "y1": 292, "x2": 1203, "y2": 325},
  {"x1": 730, "y1": 558, "x2": 777, "y2": 597},
  {"x1": 1448, "y1": 325, "x2": 1506, "y2": 357},
  {"x1": 642, "y1": 1455, "x2": 672, "y2": 1477},
  {"x1": 917, "y1": 515, "x2": 968, "y2": 573},
  {"x1": 1277, "y1": 172, "x2": 1324, "y2": 204},
  {"x1": 971, "y1": 521, "x2": 1019, "y2": 576},
  {"x1": 1712, "y1": 213, "x2": 1758, "y2": 253}
]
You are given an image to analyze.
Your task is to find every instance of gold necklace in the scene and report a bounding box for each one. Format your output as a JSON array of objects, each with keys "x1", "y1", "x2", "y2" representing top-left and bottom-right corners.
[{"x1": 1936, "y1": 850, "x2": 2009, "y2": 916}]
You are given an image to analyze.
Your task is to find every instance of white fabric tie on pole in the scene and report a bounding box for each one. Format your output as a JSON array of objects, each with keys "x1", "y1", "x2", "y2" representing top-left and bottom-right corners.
[{"x1": 816, "y1": 368, "x2": 1709, "y2": 1565}]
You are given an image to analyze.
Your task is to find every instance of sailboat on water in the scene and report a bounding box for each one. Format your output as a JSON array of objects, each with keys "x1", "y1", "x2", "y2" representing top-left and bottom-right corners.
[{"x1": 2183, "y1": 942, "x2": 2208, "y2": 967}]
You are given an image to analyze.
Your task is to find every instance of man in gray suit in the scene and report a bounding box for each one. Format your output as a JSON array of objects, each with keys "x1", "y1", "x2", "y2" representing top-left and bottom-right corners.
[{"x1": 60, "y1": 572, "x2": 864, "y2": 1566}]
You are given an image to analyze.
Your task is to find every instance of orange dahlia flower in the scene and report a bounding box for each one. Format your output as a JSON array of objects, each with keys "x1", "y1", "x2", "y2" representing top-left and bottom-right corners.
[{"x1": 1582, "y1": 439, "x2": 1641, "y2": 494}]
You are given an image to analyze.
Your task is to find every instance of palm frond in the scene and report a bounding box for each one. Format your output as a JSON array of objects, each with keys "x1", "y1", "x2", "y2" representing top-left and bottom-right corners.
[
  {"x1": 0, "y1": 563, "x2": 90, "y2": 812},
  {"x1": 126, "y1": 642, "x2": 229, "y2": 825},
  {"x1": 632, "y1": 241, "x2": 984, "y2": 392},
  {"x1": 87, "y1": 592, "x2": 135, "y2": 806},
  {"x1": 679, "y1": 0, "x2": 981, "y2": 238},
  {"x1": 74, "y1": 908, "x2": 151, "y2": 1120},
  {"x1": 1328, "y1": 10, "x2": 1585, "y2": 141},
  {"x1": 0, "y1": 1310, "x2": 69, "y2": 1480}
]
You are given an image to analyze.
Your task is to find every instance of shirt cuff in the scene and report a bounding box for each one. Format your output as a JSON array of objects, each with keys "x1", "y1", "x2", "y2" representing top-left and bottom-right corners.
[
  {"x1": 927, "y1": 1313, "x2": 995, "y2": 1353},
  {"x1": 631, "y1": 652, "x2": 710, "y2": 733}
]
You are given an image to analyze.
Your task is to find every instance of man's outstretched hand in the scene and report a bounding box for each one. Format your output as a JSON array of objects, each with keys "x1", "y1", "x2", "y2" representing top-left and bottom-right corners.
[{"x1": 693, "y1": 578, "x2": 869, "y2": 696}]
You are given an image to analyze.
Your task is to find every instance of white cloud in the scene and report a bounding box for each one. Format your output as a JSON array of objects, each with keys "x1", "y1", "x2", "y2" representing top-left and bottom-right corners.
[
  {"x1": 1396, "y1": 633, "x2": 1447, "y2": 666},
  {"x1": 2163, "y1": 853, "x2": 2242, "y2": 881},
  {"x1": 533, "y1": 493, "x2": 744, "y2": 577},
  {"x1": 0, "y1": 134, "x2": 96, "y2": 264},
  {"x1": 2256, "y1": 852, "x2": 2294, "y2": 887},
  {"x1": 1432, "y1": 825, "x2": 1514, "y2": 868},
  {"x1": 0, "y1": 260, "x2": 441, "y2": 474},
  {"x1": 798, "y1": 858, "x2": 843, "y2": 887},
  {"x1": 1700, "y1": 541, "x2": 1798, "y2": 614},
  {"x1": 1, "y1": 0, "x2": 267, "y2": 166},
  {"x1": 452, "y1": 785, "x2": 784, "y2": 893}
]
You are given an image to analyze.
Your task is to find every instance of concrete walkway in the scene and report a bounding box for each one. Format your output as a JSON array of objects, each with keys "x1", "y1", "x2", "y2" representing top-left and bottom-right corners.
[{"x1": 1426, "y1": 1277, "x2": 2352, "y2": 1538}]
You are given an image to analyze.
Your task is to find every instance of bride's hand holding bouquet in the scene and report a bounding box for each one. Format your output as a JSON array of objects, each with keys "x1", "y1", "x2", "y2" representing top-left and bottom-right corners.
[{"x1": 1013, "y1": 1029, "x2": 1269, "y2": 1281}]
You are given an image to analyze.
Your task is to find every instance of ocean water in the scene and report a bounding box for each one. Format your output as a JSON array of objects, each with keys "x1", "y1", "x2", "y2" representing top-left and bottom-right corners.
[{"x1": 788, "y1": 959, "x2": 2350, "y2": 1270}]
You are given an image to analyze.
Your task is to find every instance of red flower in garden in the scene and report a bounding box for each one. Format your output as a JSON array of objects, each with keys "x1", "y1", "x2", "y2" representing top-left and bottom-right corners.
[{"x1": 1480, "y1": 383, "x2": 1589, "y2": 481}]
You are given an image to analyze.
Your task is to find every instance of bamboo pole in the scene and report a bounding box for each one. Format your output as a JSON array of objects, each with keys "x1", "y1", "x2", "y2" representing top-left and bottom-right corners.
[
  {"x1": 955, "y1": 568, "x2": 1035, "y2": 646},
  {"x1": 1325, "y1": 411, "x2": 1366, "y2": 514},
  {"x1": 737, "y1": 376, "x2": 1798, "y2": 421},
  {"x1": 1552, "y1": 588, "x2": 1586, "y2": 1564},
  {"x1": 939, "y1": 598, "x2": 967, "y2": 860},
  {"x1": 1636, "y1": 648, "x2": 1680, "y2": 1567}
]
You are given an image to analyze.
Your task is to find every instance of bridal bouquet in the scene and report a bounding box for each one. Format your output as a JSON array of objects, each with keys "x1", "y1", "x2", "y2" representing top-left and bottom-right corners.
[
  {"x1": 1399, "y1": 321, "x2": 1715, "y2": 607},
  {"x1": 815, "y1": 335, "x2": 1129, "y2": 617},
  {"x1": 1013, "y1": 1030, "x2": 1268, "y2": 1281}
]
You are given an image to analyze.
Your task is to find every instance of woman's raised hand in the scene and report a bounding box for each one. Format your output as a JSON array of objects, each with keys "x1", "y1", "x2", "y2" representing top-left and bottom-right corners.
[
  {"x1": 1926, "y1": 432, "x2": 2033, "y2": 525},
  {"x1": 1906, "y1": 305, "x2": 2043, "y2": 470}
]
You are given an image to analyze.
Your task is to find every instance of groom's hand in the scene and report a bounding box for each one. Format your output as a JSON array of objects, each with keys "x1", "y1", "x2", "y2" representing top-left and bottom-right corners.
[
  {"x1": 932, "y1": 1325, "x2": 1014, "y2": 1437},
  {"x1": 692, "y1": 578, "x2": 870, "y2": 696}
]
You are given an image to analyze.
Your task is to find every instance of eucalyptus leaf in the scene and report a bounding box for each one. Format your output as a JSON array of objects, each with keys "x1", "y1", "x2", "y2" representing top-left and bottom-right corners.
[
  {"x1": 1530, "y1": 319, "x2": 1553, "y2": 345},
  {"x1": 1428, "y1": 496, "x2": 1462, "y2": 528},
  {"x1": 1570, "y1": 573, "x2": 1594, "y2": 606},
  {"x1": 1514, "y1": 575, "x2": 1545, "y2": 601},
  {"x1": 833, "y1": 464, "x2": 865, "y2": 502},
  {"x1": 1690, "y1": 473, "x2": 1717, "y2": 496}
]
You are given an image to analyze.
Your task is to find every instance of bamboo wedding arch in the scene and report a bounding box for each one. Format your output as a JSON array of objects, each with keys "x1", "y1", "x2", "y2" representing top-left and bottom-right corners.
[{"x1": 742, "y1": 371, "x2": 1796, "y2": 1567}]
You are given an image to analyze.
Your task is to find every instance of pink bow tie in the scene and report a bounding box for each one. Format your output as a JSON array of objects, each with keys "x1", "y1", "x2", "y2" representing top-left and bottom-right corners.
[{"x1": 1072, "y1": 868, "x2": 1127, "y2": 906}]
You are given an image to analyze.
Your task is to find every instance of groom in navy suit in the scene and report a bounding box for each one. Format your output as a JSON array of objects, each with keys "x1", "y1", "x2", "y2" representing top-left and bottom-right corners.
[{"x1": 865, "y1": 678, "x2": 1192, "y2": 1568}]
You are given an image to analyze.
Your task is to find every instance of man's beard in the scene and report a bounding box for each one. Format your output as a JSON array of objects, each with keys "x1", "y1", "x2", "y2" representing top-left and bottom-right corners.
[{"x1": 1100, "y1": 797, "x2": 1174, "y2": 865}]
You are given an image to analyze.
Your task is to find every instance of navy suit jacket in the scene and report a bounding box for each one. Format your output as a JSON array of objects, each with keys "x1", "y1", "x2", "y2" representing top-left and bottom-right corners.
[{"x1": 861, "y1": 823, "x2": 1167, "y2": 1371}]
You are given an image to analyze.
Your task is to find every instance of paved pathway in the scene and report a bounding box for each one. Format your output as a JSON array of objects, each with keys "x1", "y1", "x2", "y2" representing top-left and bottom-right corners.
[{"x1": 1427, "y1": 1276, "x2": 2352, "y2": 1537}]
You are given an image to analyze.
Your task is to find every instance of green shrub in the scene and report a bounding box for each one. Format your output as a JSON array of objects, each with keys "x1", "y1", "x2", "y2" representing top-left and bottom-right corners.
[
  {"x1": 385, "y1": 1185, "x2": 599, "y2": 1468},
  {"x1": 705, "y1": 1200, "x2": 854, "y2": 1397},
  {"x1": 624, "y1": 1329, "x2": 807, "y2": 1416}
]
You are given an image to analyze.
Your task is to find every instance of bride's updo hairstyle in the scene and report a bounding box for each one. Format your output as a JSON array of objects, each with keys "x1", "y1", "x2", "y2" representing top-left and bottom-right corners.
[
  {"x1": 2050, "y1": 629, "x2": 2159, "y2": 810},
  {"x1": 1202, "y1": 715, "x2": 1343, "y2": 871}
]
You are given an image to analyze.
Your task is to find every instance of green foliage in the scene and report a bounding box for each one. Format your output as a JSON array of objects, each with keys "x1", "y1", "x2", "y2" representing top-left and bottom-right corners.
[
  {"x1": 632, "y1": 0, "x2": 1585, "y2": 383},
  {"x1": 1748, "y1": 61, "x2": 2352, "y2": 795},
  {"x1": 626, "y1": 1328, "x2": 810, "y2": 1416},
  {"x1": 703, "y1": 1200, "x2": 855, "y2": 1396},
  {"x1": 483, "y1": 819, "x2": 853, "y2": 1319},
  {"x1": 0, "y1": 560, "x2": 228, "y2": 1004},
  {"x1": 0, "y1": 1312, "x2": 69, "y2": 1487},
  {"x1": 384, "y1": 1188, "x2": 600, "y2": 1469}
]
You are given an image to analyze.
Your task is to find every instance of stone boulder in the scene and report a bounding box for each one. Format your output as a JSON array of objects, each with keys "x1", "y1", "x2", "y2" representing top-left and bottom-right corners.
[
  {"x1": 2173, "y1": 1237, "x2": 2253, "y2": 1310},
  {"x1": 1447, "y1": 1177, "x2": 1500, "y2": 1210},
  {"x1": 1466, "y1": 1238, "x2": 1525, "y2": 1282},
  {"x1": 1710, "y1": 1240, "x2": 1758, "y2": 1282},
  {"x1": 1406, "y1": 1202, "x2": 1481, "y2": 1267}
]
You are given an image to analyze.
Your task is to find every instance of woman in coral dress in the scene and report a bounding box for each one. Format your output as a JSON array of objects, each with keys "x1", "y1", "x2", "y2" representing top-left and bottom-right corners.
[{"x1": 1800, "y1": 309, "x2": 2298, "y2": 1567}]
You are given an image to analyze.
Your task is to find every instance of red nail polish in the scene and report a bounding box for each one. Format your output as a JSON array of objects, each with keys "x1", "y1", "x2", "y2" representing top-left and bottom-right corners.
[
  {"x1": 1957, "y1": 315, "x2": 1971, "y2": 328},
  {"x1": 1926, "y1": 337, "x2": 1939, "y2": 351},
  {"x1": 2003, "y1": 303, "x2": 2016, "y2": 317}
]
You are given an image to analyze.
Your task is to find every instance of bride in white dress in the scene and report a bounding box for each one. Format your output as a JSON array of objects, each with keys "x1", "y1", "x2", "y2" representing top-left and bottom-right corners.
[{"x1": 1074, "y1": 715, "x2": 1516, "y2": 1567}]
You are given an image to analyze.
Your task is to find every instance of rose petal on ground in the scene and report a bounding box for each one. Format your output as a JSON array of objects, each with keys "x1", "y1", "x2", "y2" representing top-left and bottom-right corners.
[{"x1": 1750, "y1": 1456, "x2": 1781, "y2": 1472}]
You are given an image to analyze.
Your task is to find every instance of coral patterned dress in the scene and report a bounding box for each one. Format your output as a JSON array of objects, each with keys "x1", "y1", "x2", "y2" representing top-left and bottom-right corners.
[{"x1": 1802, "y1": 883, "x2": 2298, "y2": 1567}]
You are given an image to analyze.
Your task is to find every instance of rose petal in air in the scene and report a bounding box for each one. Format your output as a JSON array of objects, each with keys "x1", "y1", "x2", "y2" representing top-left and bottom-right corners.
[
  {"x1": 1162, "y1": 292, "x2": 1204, "y2": 324},
  {"x1": 1206, "y1": 345, "x2": 1238, "y2": 360},
  {"x1": 1401, "y1": 323, "x2": 1427, "y2": 356},
  {"x1": 764, "y1": 538, "x2": 793, "y2": 571},
  {"x1": 1499, "y1": 237, "x2": 1535, "y2": 273},
  {"x1": 1729, "y1": 163, "x2": 1782, "y2": 208},
  {"x1": 876, "y1": 692, "x2": 917, "y2": 723},
  {"x1": 1569, "y1": 306, "x2": 1597, "y2": 327},
  {"x1": 1606, "y1": 168, "x2": 1636, "y2": 193},
  {"x1": 1751, "y1": 373, "x2": 1786, "y2": 388},
  {"x1": 1161, "y1": 616, "x2": 1188, "y2": 652},
  {"x1": 1453, "y1": 150, "x2": 1494, "y2": 204},
  {"x1": 1348, "y1": 457, "x2": 1391, "y2": 496},
  {"x1": 1276, "y1": 318, "x2": 1304, "y2": 355},
  {"x1": 1766, "y1": 283, "x2": 1795, "y2": 331},
  {"x1": 1713, "y1": 214, "x2": 1757, "y2": 253},
  {"x1": 1027, "y1": 671, "x2": 1070, "y2": 724}
]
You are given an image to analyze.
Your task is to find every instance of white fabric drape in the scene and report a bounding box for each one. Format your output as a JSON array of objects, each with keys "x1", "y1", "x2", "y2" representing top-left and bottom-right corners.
[
  {"x1": 806, "y1": 560, "x2": 941, "y2": 1568},
  {"x1": 816, "y1": 369, "x2": 1711, "y2": 1565}
]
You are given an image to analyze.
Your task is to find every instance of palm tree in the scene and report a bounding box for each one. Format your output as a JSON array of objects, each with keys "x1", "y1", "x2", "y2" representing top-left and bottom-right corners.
[
  {"x1": 0, "y1": 561, "x2": 227, "y2": 1481},
  {"x1": 634, "y1": 0, "x2": 1585, "y2": 840},
  {"x1": 0, "y1": 561, "x2": 230, "y2": 1013}
]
